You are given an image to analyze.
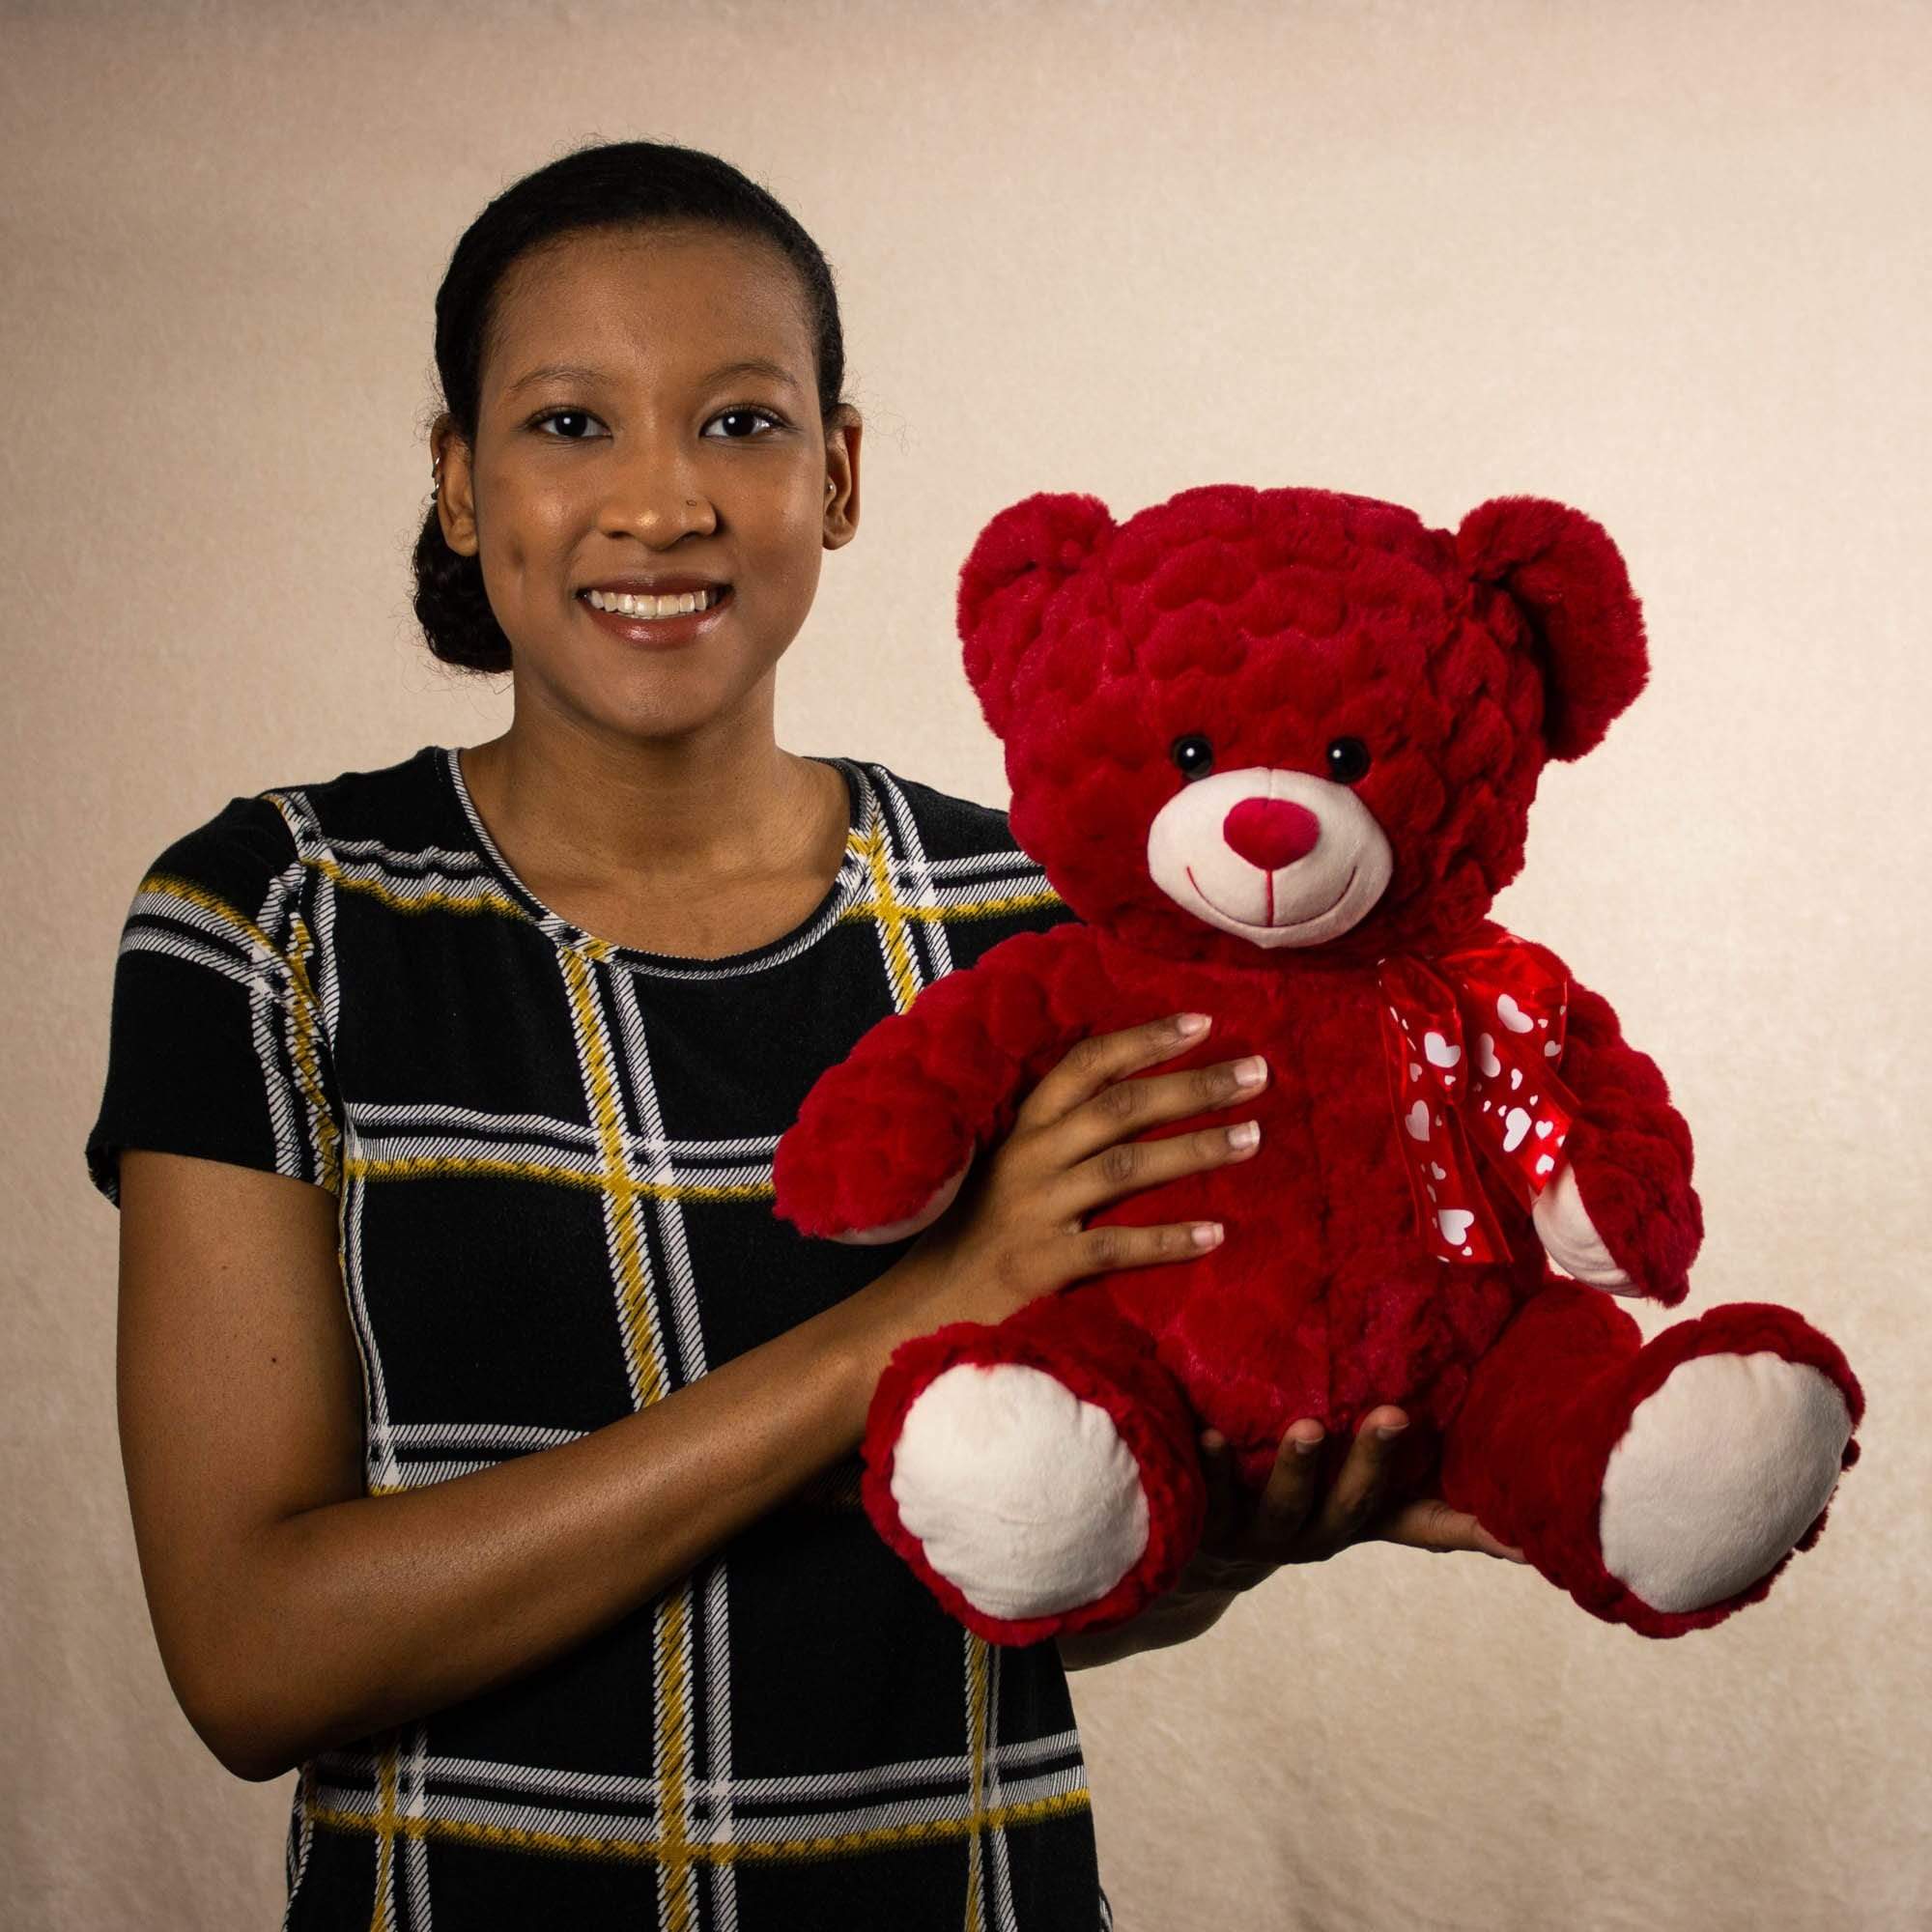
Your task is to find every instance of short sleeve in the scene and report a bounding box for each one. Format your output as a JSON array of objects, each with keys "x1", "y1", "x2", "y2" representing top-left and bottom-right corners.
[{"x1": 85, "y1": 793, "x2": 343, "y2": 1206}]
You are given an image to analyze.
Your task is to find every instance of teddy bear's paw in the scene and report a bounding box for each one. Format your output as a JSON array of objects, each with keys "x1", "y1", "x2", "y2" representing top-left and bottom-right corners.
[
  {"x1": 889, "y1": 1363, "x2": 1151, "y2": 1621},
  {"x1": 829, "y1": 1162, "x2": 971, "y2": 1246},
  {"x1": 774, "y1": 1095, "x2": 973, "y2": 1237},
  {"x1": 1599, "y1": 1351, "x2": 1853, "y2": 1613},
  {"x1": 1532, "y1": 1161, "x2": 1636, "y2": 1293}
]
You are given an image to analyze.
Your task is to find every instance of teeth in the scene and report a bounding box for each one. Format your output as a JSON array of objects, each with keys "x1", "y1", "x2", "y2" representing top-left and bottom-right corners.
[{"x1": 585, "y1": 587, "x2": 720, "y2": 617}]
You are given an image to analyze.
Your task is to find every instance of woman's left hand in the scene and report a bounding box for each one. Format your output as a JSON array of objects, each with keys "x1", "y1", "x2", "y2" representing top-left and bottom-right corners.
[{"x1": 1175, "y1": 1408, "x2": 1528, "y2": 1600}]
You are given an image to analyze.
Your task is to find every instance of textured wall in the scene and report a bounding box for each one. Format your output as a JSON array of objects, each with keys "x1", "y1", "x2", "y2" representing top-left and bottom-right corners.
[{"x1": 3, "y1": 0, "x2": 1925, "y2": 1924}]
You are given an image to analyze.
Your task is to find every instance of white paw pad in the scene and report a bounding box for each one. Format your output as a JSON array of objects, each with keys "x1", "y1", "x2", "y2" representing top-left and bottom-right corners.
[
  {"x1": 890, "y1": 1363, "x2": 1150, "y2": 1621},
  {"x1": 1599, "y1": 1351, "x2": 1852, "y2": 1613}
]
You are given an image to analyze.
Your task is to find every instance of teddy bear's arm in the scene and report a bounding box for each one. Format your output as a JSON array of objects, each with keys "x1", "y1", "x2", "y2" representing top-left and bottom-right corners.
[
  {"x1": 1532, "y1": 979, "x2": 1703, "y2": 1306},
  {"x1": 772, "y1": 925, "x2": 1098, "y2": 1240}
]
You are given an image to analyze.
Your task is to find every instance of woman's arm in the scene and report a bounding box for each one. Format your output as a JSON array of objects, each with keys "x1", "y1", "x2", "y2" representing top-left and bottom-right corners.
[
  {"x1": 1055, "y1": 1584, "x2": 1240, "y2": 1670},
  {"x1": 117, "y1": 1150, "x2": 908, "y2": 1781},
  {"x1": 117, "y1": 1013, "x2": 1264, "y2": 1781}
]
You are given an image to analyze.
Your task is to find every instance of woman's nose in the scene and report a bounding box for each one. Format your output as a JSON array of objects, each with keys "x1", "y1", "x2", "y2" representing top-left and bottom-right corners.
[
  {"x1": 601, "y1": 441, "x2": 716, "y2": 542},
  {"x1": 1222, "y1": 798, "x2": 1321, "y2": 870}
]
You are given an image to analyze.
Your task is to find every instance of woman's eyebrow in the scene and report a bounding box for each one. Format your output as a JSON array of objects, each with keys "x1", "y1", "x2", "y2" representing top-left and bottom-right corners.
[
  {"x1": 702, "y1": 357, "x2": 804, "y2": 394},
  {"x1": 500, "y1": 357, "x2": 804, "y2": 399},
  {"x1": 502, "y1": 362, "x2": 610, "y2": 399}
]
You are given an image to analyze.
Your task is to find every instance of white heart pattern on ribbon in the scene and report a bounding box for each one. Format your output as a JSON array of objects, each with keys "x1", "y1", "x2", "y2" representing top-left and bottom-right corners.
[{"x1": 1378, "y1": 934, "x2": 1580, "y2": 1265}]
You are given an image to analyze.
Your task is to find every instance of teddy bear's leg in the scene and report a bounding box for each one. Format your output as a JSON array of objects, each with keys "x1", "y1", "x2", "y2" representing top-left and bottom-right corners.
[
  {"x1": 1439, "y1": 1282, "x2": 1863, "y2": 1636},
  {"x1": 862, "y1": 1298, "x2": 1207, "y2": 1646}
]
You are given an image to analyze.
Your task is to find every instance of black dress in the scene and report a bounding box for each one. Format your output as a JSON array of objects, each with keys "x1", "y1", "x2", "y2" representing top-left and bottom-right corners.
[{"x1": 88, "y1": 745, "x2": 1114, "y2": 1931}]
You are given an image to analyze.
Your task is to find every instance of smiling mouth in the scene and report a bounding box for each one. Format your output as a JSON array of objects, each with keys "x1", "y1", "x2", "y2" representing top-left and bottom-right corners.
[
  {"x1": 1184, "y1": 863, "x2": 1360, "y2": 932},
  {"x1": 580, "y1": 584, "x2": 730, "y2": 619}
]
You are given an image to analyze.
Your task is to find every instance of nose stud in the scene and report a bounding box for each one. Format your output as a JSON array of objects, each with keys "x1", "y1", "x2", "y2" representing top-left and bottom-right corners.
[{"x1": 1223, "y1": 798, "x2": 1321, "y2": 870}]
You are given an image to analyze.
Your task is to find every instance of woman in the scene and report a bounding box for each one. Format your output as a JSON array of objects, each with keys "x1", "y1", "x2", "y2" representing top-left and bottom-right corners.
[{"x1": 90, "y1": 140, "x2": 1519, "y2": 1930}]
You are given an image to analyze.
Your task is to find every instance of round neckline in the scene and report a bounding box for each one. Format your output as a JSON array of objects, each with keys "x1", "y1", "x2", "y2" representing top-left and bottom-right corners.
[{"x1": 435, "y1": 745, "x2": 873, "y2": 980}]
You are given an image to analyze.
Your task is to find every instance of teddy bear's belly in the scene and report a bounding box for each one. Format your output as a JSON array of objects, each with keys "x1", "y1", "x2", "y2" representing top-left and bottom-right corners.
[
  {"x1": 1085, "y1": 1201, "x2": 1527, "y2": 1453},
  {"x1": 1067, "y1": 964, "x2": 1533, "y2": 1444},
  {"x1": 1083, "y1": 1156, "x2": 1522, "y2": 1441}
]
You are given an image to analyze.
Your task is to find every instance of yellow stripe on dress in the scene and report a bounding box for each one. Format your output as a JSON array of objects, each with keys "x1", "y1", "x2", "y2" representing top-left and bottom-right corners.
[{"x1": 305, "y1": 1787, "x2": 1094, "y2": 1868}]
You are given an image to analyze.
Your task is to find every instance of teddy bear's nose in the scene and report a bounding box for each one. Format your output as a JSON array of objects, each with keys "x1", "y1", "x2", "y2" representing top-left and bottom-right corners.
[{"x1": 1222, "y1": 798, "x2": 1321, "y2": 870}]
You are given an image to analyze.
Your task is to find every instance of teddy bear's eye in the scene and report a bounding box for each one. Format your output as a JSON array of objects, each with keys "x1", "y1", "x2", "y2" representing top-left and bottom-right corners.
[
  {"x1": 1169, "y1": 735, "x2": 1215, "y2": 781},
  {"x1": 1325, "y1": 737, "x2": 1372, "y2": 784}
]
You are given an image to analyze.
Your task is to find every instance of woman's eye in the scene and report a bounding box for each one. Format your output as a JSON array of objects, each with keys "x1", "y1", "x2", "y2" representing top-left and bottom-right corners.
[
  {"x1": 1170, "y1": 735, "x2": 1215, "y2": 781},
  {"x1": 532, "y1": 410, "x2": 604, "y2": 440},
  {"x1": 1325, "y1": 736, "x2": 1373, "y2": 783},
  {"x1": 703, "y1": 408, "x2": 781, "y2": 440}
]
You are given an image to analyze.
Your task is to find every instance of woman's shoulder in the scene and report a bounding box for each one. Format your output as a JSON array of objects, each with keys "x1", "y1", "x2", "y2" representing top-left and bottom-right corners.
[
  {"x1": 838, "y1": 758, "x2": 1075, "y2": 950},
  {"x1": 129, "y1": 745, "x2": 454, "y2": 898},
  {"x1": 842, "y1": 759, "x2": 1025, "y2": 861}
]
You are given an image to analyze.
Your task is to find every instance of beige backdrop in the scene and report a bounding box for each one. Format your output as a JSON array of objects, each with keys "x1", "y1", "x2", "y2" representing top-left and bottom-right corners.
[{"x1": 3, "y1": 0, "x2": 1926, "y2": 1925}]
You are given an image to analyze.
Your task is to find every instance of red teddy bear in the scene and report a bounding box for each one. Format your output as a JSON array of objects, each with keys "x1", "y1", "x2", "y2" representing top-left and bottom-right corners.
[{"x1": 774, "y1": 485, "x2": 1863, "y2": 1645}]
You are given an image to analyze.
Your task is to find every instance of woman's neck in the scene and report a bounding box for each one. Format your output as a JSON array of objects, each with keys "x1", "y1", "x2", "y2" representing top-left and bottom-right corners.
[{"x1": 458, "y1": 692, "x2": 853, "y2": 956}]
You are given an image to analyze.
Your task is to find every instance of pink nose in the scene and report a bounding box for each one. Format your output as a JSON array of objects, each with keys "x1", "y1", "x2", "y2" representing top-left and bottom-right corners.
[{"x1": 1223, "y1": 798, "x2": 1321, "y2": 870}]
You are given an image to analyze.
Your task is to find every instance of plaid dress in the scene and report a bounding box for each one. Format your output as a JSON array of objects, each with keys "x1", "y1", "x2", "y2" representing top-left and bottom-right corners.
[{"x1": 87, "y1": 745, "x2": 1115, "y2": 1932}]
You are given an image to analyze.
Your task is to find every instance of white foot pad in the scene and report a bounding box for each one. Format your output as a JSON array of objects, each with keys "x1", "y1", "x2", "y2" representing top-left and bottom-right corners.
[
  {"x1": 890, "y1": 1363, "x2": 1150, "y2": 1621},
  {"x1": 1599, "y1": 1351, "x2": 1853, "y2": 1613}
]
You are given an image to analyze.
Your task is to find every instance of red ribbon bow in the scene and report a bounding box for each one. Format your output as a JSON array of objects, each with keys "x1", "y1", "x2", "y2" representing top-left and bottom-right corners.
[{"x1": 1377, "y1": 933, "x2": 1578, "y2": 1264}]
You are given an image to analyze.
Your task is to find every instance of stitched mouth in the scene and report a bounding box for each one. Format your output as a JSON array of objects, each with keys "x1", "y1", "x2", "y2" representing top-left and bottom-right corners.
[{"x1": 1184, "y1": 863, "x2": 1360, "y2": 933}]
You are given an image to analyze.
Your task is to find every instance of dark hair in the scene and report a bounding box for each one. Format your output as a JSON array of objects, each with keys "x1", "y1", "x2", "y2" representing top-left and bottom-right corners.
[{"x1": 412, "y1": 140, "x2": 847, "y2": 672}]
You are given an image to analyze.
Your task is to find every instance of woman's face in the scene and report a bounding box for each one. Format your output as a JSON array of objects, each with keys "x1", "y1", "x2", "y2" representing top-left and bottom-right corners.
[{"x1": 436, "y1": 222, "x2": 859, "y2": 744}]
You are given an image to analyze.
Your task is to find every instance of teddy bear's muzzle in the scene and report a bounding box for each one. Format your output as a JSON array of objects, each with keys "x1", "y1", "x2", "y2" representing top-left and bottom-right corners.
[{"x1": 1146, "y1": 764, "x2": 1394, "y2": 947}]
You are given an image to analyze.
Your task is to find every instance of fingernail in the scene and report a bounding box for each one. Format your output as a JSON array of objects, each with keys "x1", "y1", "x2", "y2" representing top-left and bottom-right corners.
[
  {"x1": 1292, "y1": 1428, "x2": 1323, "y2": 1456},
  {"x1": 1191, "y1": 1222, "x2": 1223, "y2": 1249},
  {"x1": 1226, "y1": 1121, "x2": 1261, "y2": 1151},
  {"x1": 1233, "y1": 1055, "x2": 1267, "y2": 1089},
  {"x1": 1374, "y1": 1422, "x2": 1408, "y2": 1440},
  {"x1": 1176, "y1": 1012, "x2": 1211, "y2": 1037}
]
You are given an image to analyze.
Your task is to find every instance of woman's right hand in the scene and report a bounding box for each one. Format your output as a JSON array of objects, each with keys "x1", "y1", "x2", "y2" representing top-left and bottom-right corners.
[{"x1": 878, "y1": 1012, "x2": 1266, "y2": 1337}]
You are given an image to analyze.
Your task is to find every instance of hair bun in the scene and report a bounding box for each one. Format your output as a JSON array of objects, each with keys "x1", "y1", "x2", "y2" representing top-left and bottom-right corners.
[{"x1": 412, "y1": 507, "x2": 511, "y2": 672}]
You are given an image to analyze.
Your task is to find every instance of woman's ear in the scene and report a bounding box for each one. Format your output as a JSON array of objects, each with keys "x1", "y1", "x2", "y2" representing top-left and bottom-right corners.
[
  {"x1": 1456, "y1": 496, "x2": 1649, "y2": 761},
  {"x1": 822, "y1": 408, "x2": 862, "y2": 550},
  {"x1": 432, "y1": 416, "x2": 480, "y2": 559},
  {"x1": 958, "y1": 492, "x2": 1115, "y2": 737}
]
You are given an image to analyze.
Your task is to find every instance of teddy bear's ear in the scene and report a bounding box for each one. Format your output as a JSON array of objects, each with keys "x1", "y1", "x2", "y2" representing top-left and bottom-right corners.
[
  {"x1": 1456, "y1": 496, "x2": 1649, "y2": 761},
  {"x1": 958, "y1": 492, "x2": 1116, "y2": 736}
]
